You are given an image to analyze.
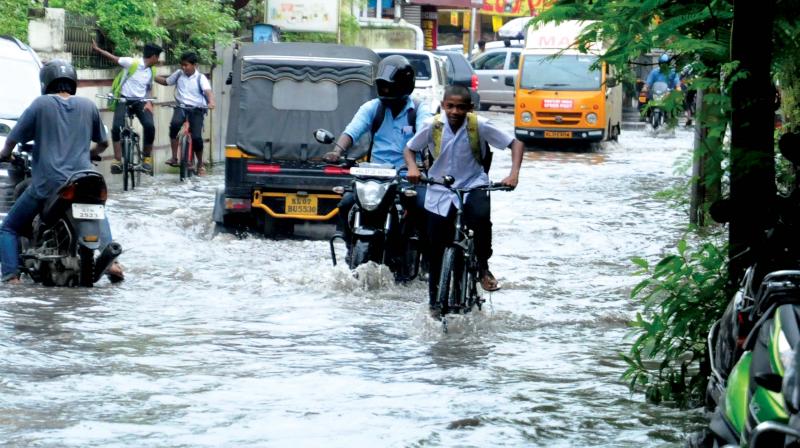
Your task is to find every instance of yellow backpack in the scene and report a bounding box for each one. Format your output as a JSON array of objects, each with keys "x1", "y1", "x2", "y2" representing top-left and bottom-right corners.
[
  {"x1": 429, "y1": 112, "x2": 492, "y2": 173},
  {"x1": 109, "y1": 61, "x2": 156, "y2": 111}
]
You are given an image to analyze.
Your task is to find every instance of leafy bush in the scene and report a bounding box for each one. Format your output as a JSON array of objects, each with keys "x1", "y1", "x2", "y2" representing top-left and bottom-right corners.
[
  {"x1": 0, "y1": 0, "x2": 30, "y2": 41},
  {"x1": 623, "y1": 238, "x2": 729, "y2": 408}
]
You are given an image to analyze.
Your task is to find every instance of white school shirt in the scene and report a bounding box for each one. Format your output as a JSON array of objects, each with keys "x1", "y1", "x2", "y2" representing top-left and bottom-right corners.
[
  {"x1": 118, "y1": 57, "x2": 153, "y2": 99},
  {"x1": 165, "y1": 69, "x2": 212, "y2": 108},
  {"x1": 406, "y1": 115, "x2": 513, "y2": 217}
]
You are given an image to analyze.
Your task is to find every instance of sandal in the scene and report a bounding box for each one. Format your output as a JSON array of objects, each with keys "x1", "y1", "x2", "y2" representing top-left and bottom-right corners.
[
  {"x1": 479, "y1": 269, "x2": 501, "y2": 292},
  {"x1": 165, "y1": 158, "x2": 179, "y2": 167},
  {"x1": 197, "y1": 166, "x2": 207, "y2": 176}
]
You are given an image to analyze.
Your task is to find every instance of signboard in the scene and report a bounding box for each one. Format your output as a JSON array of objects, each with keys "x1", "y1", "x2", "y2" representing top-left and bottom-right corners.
[
  {"x1": 479, "y1": 0, "x2": 552, "y2": 16},
  {"x1": 422, "y1": 18, "x2": 438, "y2": 50},
  {"x1": 266, "y1": 0, "x2": 339, "y2": 33},
  {"x1": 542, "y1": 99, "x2": 574, "y2": 109}
]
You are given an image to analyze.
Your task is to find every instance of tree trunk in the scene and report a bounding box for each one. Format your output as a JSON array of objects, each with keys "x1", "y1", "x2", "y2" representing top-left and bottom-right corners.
[{"x1": 728, "y1": 0, "x2": 777, "y2": 283}]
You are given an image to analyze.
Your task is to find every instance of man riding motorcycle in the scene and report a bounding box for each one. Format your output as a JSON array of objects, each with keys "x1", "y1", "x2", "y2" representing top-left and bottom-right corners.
[
  {"x1": 0, "y1": 59, "x2": 123, "y2": 284},
  {"x1": 323, "y1": 55, "x2": 432, "y2": 256},
  {"x1": 641, "y1": 53, "x2": 681, "y2": 96}
]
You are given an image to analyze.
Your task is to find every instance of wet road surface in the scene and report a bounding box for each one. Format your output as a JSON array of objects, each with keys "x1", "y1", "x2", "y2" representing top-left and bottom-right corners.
[{"x1": 0, "y1": 113, "x2": 703, "y2": 447}]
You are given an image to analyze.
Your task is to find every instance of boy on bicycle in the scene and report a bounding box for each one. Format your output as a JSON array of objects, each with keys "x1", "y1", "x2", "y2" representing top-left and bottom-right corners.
[
  {"x1": 92, "y1": 41, "x2": 162, "y2": 174},
  {"x1": 404, "y1": 85, "x2": 523, "y2": 307},
  {"x1": 155, "y1": 52, "x2": 216, "y2": 176}
]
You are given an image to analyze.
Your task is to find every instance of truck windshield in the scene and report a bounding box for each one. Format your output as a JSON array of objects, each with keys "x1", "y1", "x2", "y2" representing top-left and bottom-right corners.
[{"x1": 519, "y1": 54, "x2": 601, "y2": 91}]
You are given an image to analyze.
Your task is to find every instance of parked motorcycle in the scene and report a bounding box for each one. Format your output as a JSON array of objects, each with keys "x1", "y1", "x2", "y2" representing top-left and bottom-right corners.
[
  {"x1": 693, "y1": 133, "x2": 800, "y2": 447},
  {"x1": 2, "y1": 150, "x2": 122, "y2": 287},
  {"x1": 314, "y1": 129, "x2": 422, "y2": 282}
]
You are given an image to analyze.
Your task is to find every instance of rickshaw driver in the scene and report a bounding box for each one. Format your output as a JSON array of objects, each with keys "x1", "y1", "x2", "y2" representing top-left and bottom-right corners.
[{"x1": 323, "y1": 55, "x2": 432, "y2": 253}]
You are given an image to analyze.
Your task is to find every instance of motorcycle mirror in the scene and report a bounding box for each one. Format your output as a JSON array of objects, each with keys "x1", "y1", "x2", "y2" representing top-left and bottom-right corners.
[
  {"x1": 754, "y1": 372, "x2": 783, "y2": 393},
  {"x1": 606, "y1": 77, "x2": 618, "y2": 88},
  {"x1": 443, "y1": 175, "x2": 455, "y2": 186},
  {"x1": 313, "y1": 129, "x2": 335, "y2": 145},
  {"x1": 709, "y1": 199, "x2": 733, "y2": 224},
  {"x1": 779, "y1": 132, "x2": 800, "y2": 166}
]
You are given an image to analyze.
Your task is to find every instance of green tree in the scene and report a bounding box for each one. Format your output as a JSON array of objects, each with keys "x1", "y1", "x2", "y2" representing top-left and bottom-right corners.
[{"x1": 0, "y1": 0, "x2": 32, "y2": 41}]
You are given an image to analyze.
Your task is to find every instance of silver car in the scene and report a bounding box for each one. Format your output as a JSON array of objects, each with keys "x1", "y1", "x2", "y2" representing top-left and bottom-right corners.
[{"x1": 471, "y1": 47, "x2": 521, "y2": 110}]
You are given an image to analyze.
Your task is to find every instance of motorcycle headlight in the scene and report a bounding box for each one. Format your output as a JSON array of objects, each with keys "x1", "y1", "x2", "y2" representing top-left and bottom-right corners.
[
  {"x1": 521, "y1": 111, "x2": 532, "y2": 123},
  {"x1": 586, "y1": 113, "x2": 598, "y2": 124},
  {"x1": 355, "y1": 180, "x2": 389, "y2": 211}
]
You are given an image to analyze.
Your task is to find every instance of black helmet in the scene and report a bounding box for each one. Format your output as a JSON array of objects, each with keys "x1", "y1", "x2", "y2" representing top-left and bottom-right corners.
[
  {"x1": 375, "y1": 55, "x2": 415, "y2": 101},
  {"x1": 39, "y1": 59, "x2": 77, "y2": 94}
]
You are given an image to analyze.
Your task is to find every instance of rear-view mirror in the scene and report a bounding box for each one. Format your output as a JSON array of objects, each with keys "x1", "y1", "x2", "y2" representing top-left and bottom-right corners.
[
  {"x1": 606, "y1": 77, "x2": 618, "y2": 88},
  {"x1": 709, "y1": 199, "x2": 733, "y2": 224},
  {"x1": 313, "y1": 129, "x2": 335, "y2": 145}
]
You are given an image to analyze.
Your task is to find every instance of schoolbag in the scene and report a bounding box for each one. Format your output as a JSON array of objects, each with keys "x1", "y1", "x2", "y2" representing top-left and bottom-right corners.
[
  {"x1": 367, "y1": 98, "x2": 420, "y2": 161},
  {"x1": 428, "y1": 112, "x2": 493, "y2": 174},
  {"x1": 109, "y1": 60, "x2": 157, "y2": 111}
]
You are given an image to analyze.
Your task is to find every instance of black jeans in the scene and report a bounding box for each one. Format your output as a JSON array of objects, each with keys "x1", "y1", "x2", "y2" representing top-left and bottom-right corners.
[
  {"x1": 426, "y1": 189, "x2": 492, "y2": 305},
  {"x1": 169, "y1": 107, "x2": 206, "y2": 153},
  {"x1": 111, "y1": 101, "x2": 155, "y2": 146}
]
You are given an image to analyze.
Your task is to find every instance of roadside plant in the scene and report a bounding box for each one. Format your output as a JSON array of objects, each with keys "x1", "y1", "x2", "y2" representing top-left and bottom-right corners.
[{"x1": 623, "y1": 237, "x2": 729, "y2": 408}]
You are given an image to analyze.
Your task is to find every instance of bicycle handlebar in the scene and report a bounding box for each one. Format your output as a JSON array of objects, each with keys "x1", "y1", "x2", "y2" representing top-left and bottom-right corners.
[
  {"x1": 161, "y1": 102, "x2": 209, "y2": 110},
  {"x1": 95, "y1": 94, "x2": 157, "y2": 104},
  {"x1": 421, "y1": 175, "x2": 515, "y2": 192}
]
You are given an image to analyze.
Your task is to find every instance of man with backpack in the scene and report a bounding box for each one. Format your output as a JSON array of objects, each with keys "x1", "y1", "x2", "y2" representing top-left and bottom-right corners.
[
  {"x1": 404, "y1": 85, "x2": 523, "y2": 302},
  {"x1": 154, "y1": 51, "x2": 216, "y2": 176},
  {"x1": 323, "y1": 55, "x2": 432, "y2": 252},
  {"x1": 92, "y1": 40, "x2": 162, "y2": 174}
]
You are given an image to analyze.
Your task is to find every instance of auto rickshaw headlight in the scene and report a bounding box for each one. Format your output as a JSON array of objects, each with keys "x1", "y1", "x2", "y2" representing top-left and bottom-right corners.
[
  {"x1": 521, "y1": 112, "x2": 533, "y2": 123},
  {"x1": 586, "y1": 112, "x2": 598, "y2": 124}
]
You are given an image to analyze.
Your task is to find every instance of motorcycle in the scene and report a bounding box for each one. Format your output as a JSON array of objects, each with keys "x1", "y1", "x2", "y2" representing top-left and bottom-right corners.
[
  {"x1": 645, "y1": 81, "x2": 670, "y2": 130},
  {"x1": 314, "y1": 129, "x2": 422, "y2": 282},
  {"x1": 694, "y1": 133, "x2": 800, "y2": 447},
  {"x1": 2, "y1": 149, "x2": 122, "y2": 287}
]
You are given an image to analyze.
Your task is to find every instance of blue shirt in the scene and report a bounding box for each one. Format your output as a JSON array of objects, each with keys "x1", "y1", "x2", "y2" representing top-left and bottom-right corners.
[
  {"x1": 645, "y1": 68, "x2": 680, "y2": 90},
  {"x1": 343, "y1": 98, "x2": 431, "y2": 170}
]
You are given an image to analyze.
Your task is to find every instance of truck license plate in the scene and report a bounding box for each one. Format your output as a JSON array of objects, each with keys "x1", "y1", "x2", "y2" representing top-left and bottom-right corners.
[
  {"x1": 286, "y1": 194, "x2": 318, "y2": 216},
  {"x1": 72, "y1": 203, "x2": 105, "y2": 220}
]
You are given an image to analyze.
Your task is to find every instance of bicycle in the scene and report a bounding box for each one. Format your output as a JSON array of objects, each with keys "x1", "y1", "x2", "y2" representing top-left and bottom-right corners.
[
  {"x1": 97, "y1": 94, "x2": 155, "y2": 191},
  {"x1": 163, "y1": 103, "x2": 208, "y2": 181},
  {"x1": 423, "y1": 175, "x2": 513, "y2": 332}
]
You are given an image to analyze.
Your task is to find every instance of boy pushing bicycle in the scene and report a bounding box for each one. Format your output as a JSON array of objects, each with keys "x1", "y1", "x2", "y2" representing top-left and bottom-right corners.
[
  {"x1": 155, "y1": 52, "x2": 216, "y2": 176},
  {"x1": 404, "y1": 85, "x2": 523, "y2": 308}
]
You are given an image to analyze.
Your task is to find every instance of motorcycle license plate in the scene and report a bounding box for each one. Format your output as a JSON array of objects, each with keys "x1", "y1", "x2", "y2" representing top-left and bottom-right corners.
[
  {"x1": 72, "y1": 203, "x2": 105, "y2": 220},
  {"x1": 544, "y1": 131, "x2": 572, "y2": 139},
  {"x1": 0, "y1": 169, "x2": 8, "y2": 177},
  {"x1": 350, "y1": 167, "x2": 396, "y2": 178},
  {"x1": 285, "y1": 194, "x2": 317, "y2": 216}
]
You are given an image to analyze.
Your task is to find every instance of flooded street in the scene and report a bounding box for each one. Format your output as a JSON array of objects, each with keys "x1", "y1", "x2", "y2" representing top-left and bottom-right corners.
[{"x1": 0, "y1": 112, "x2": 704, "y2": 447}]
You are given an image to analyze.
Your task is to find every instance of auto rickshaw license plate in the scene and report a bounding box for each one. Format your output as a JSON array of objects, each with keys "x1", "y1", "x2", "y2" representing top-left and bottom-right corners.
[
  {"x1": 544, "y1": 131, "x2": 573, "y2": 139},
  {"x1": 286, "y1": 194, "x2": 318, "y2": 215}
]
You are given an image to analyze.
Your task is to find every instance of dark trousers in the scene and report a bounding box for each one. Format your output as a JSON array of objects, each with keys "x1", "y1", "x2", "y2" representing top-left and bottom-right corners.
[
  {"x1": 426, "y1": 190, "x2": 492, "y2": 305},
  {"x1": 111, "y1": 101, "x2": 155, "y2": 146},
  {"x1": 169, "y1": 107, "x2": 206, "y2": 153}
]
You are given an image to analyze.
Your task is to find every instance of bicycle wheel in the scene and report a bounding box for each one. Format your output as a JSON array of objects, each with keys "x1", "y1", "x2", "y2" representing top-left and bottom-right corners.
[
  {"x1": 179, "y1": 134, "x2": 190, "y2": 181},
  {"x1": 121, "y1": 137, "x2": 131, "y2": 191},
  {"x1": 132, "y1": 136, "x2": 142, "y2": 187},
  {"x1": 436, "y1": 246, "x2": 465, "y2": 315}
]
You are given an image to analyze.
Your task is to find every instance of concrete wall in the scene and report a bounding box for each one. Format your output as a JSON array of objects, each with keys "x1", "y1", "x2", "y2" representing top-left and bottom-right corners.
[{"x1": 355, "y1": 27, "x2": 416, "y2": 50}]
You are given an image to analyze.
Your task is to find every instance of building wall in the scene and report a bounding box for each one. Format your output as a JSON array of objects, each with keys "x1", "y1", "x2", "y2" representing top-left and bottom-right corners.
[{"x1": 354, "y1": 27, "x2": 417, "y2": 50}]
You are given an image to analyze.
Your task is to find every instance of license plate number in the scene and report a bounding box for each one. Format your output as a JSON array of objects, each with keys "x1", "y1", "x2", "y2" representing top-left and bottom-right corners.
[
  {"x1": 286, "y1": 194, "x2": 318, "y2": 216},
  {"x1": 72, "y1": 203, "x2": 105, "y2": 220},
  {"x1": 544, "y1": 131, "x2": 573, "y2": 139}
]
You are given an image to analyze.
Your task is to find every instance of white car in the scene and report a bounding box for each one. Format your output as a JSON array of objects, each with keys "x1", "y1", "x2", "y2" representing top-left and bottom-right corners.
[{"x1": 375, "y1": 49, "x2": 447, "y2": 114}]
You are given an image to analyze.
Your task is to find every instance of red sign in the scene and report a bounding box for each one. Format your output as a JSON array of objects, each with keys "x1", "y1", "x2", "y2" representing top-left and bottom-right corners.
[
  {"x1": 422, "y1": 18, "x2": 438, "y2": 50},
  {"x1": 480, "y1": 0, "x2": 551, "y2": 15},
  {"x1": 542, "y1": 99, "x2": 574, "y2": 109}
]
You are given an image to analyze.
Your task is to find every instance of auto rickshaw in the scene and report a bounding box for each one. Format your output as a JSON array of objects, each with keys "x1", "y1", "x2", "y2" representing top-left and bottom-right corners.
[{"x1": 213, "y1": 42, "x2": 380, "y2": 236}]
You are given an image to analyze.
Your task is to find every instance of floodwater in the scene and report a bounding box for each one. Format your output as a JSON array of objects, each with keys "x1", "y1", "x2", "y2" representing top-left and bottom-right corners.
[{"x1": 0, "y1": 113, "x2": 704, "y2": 447}]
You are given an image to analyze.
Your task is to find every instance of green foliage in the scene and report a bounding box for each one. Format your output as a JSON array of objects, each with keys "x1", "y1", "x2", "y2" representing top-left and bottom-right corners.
[
  {"x1": 51, "y1": 0, "x2": 237, "y2": 63},
  {"x1": 624, "y1": 237, "x2": 729, "y2": 408},
  {"x1": 0, "y1": 0, "x2": 31, "y2": 41}
]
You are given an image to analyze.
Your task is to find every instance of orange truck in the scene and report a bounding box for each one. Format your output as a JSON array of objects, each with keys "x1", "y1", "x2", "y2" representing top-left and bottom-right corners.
[{"x1": 511, "y1": 20, "x2": 622, "y2": 143}]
